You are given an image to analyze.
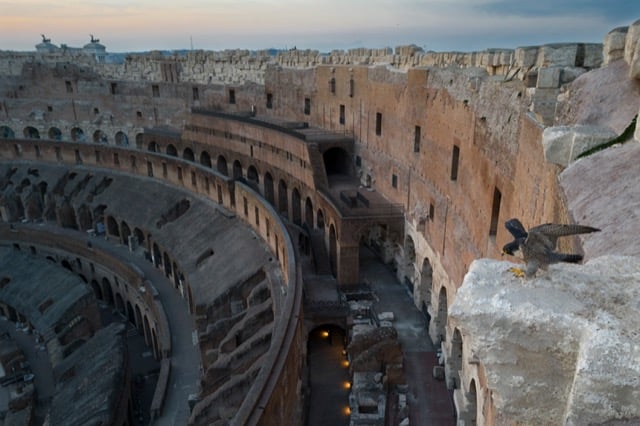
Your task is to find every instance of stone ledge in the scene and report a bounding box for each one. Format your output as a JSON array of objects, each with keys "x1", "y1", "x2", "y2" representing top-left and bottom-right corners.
[{"x1": 449, "y1": 256, "x2": 640, "y2": 426}]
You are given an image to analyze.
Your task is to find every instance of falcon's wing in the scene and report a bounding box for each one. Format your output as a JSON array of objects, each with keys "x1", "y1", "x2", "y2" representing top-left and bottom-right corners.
[
  {"x1": 505, "y1": 218, "x2": 528, "y2": 239},
  {"x1": 529, "y1": 223, "x2": 600, "y2": 248}
]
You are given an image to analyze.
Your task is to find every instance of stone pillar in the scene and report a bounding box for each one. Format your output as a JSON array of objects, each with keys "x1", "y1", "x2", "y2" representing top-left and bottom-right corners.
[{"x1": 337, "y1": 243, "x2": 360, "y2": 285}]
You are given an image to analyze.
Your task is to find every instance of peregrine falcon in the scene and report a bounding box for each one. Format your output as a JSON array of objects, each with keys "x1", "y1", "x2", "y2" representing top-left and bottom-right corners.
[{"x1": 502, "y1": 218, "x2": 600, "y2": 278}]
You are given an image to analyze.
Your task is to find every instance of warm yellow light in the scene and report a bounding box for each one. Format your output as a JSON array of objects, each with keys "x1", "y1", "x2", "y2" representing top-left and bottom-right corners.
[
  {"x1": 343, "y1": 406, "x2": 351, "y2": 416},
  {"x1": 343, "y1": 381, "x2": 351, "y2": 390},
  {"x1": 321, "y1": 330, "x2": 330, "y2": 338},
  {"x1": 342, "y1": 360, "x2": 350, "y2": 368}
]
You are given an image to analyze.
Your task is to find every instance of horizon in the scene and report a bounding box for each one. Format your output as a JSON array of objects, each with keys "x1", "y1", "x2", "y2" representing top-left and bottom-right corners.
[{"x1": 1, "y1": 1, "x2": 639, "y2": 54}]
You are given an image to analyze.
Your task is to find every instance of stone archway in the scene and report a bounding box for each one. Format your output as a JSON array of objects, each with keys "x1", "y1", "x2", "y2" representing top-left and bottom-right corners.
[
  {"x1": 120, "y1": 220, "x2": 131, "y2": 247},
  {"x1": 115, "y1": 293, "x2": 125, "y2": 314},
  {"x1": 91, "y1": 279, "x2": 103, "y2": 300},
  {"x1": 135, "y1": 305, "x2": 143, "y2": 332},
  {"x1": 106, "y1": 216, "x2": 119, "y2": 237},
  {"x1": 24, "y1": 126, "x2": 40, "y2": 139},
  {"x1": 93, "y1": 129, "x2": 107, "y2": 144},
  {"x1": 48, "y1": 127, "x2": 62, "y2": 140},
  {"x1": 126, "y1": 301, "x2": 136, "y2": 325},
  {"x1": 76, "y1": 204, "x2": 92, "y2": 231},
  {"x1": 71, "y1": 127, "x2": 85, "y2": 142},
  {"x1": 247, "y1": 165, "x2": 259, "y2": 186},
  {"x1": 448, "y1": 328, "x2": 463, "y2": 390},
  {"x1": 166, "y1": 144, "x2": 178, "y2": 156},
  {"x1": 0, "y1": 126, "x2": 15, "y2": 139},
  {"x1": 133, "y1": 227, "x2": 145, "y2": 248},
  {"x1": 322, "y1": 146, "x2": 353, "y2": 178},
  {"x1": 115, "y1": 131, "x2": 129, "y2": 146},
  {"x1": 419, "y1": 258, "x2": 434, "y2": 319},
  {"x1": 304, "y1": 197, "x2": 314, "y2": 228},
  {"x1": 329, "y1": 224, "x2": 338, "y2": 278},
  {"x1": 467, "y1": 379, "x2": 478, "y2": 424},
  {"x1": 148, "y1": 141, "x2": 160, "y2": 152},
  {"x1": 264, "y1": 172, "x2": 275, "y2": 205},
  {"x1": 200, "y1": 151, "x2": 212, "y2": 168},
  {"x1": 233, "y1": 160, "x2": 243, "y2": 179},
  {"x1": 152, "y1": 243, "x2": 162, "y2": 268},
  {"x1": 143, "y1": 315, "x2": 151, "y2": 346},
  {"x1": 316, "y1": 209, "x2": 325, "y2": 229},
  {"x1": 217, "y1": 155, "x2": 228, "y2": 176},
  {"x1": 102, "y1": 277, "x2": 114, "y2": 305},
  {"x1": 292, "y1": 188, "x2": 302, "y2": 225},
  {"x1": 431, "y1": 286, "x2": 448, "y2": 344},
  {"x1": 278, "y1": 179, "x2": 288, "y2": 217},
  {"x1": 163, "y1": 252, "x2": 172, "y2": 278},
  {"x1": 403, "y1": 235, "x2": 417, "y2": 294},
  {"x1": 306, "y1": 325, "x2": 349, "y2": 424},
  {"x1": 183, "y1": 147, "x2": 195, "y2": 162}
]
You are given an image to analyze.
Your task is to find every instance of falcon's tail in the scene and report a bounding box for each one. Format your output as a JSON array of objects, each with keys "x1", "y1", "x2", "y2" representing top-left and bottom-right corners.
[{"x1": 554, "y1": 253, "x2": 583, "y2": 264}]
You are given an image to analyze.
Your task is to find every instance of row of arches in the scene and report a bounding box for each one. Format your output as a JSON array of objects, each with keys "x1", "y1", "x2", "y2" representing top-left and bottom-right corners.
[
  {"x1": 0, "y1": 124, "x2": 139, "y2": 147},
  {"x1": 48, "y1": 244, "x2": 163, "y2": 360},
  {"x1": 148, "y1": 141, "x2": 328, "y2": 230},
  {"x1": 104, "y1": 214, "x2": 192, "y2": 312},
  {"x1": 89, "y1": 276, "x2": 160, "y2": 359}
]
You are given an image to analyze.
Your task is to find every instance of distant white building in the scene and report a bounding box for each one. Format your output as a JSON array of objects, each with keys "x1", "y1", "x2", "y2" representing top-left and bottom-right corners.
[{"x1": 35, "y1": 34, "x2": 107, "y2": 62}]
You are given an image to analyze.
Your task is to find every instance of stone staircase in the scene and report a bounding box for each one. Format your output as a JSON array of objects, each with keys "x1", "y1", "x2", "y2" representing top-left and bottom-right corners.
[
  {"x1": 309, "y1": 229, "x2": 331, "y2": 275},
  {"x1": 306, "y1": 144, "x2": 328, "y2": 188}
]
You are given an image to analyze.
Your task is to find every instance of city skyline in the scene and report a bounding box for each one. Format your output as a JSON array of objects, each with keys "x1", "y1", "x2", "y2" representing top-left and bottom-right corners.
[{"x1": 1, "y1": 0, "x2": 639, "y2": 53}]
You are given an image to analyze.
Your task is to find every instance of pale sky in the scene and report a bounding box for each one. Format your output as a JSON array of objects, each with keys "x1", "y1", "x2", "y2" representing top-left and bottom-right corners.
[{"x1": 1, "y1": 0, "x2": 638, "y2": 53}]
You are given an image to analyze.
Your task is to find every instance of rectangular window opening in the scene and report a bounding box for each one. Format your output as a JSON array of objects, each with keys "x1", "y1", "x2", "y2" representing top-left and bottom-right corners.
[
  {"x1": 229, "y1": 89, "x2": 236, "y2": 104},
  {"x1": 339, "y1": 104, "x2": 345, "y2": 125},
  {"x1": 451, "y1": 145, "x2": 460, "y2": 181},
  {"x1": 414, "y1": 126, "x2": 421, "y2": 153},
  {"x1": 489, "y1": 187, "x2": 502, "y2": 237},
  {"x1": 304, "y1": 98, "x2": 311, "y2": 115},
  {"x1": 375, "y1": 112, "x2": 382, "y2": 136},
  {"x1": 266, "y1": 93, "x2": 273, "y2": 109}
]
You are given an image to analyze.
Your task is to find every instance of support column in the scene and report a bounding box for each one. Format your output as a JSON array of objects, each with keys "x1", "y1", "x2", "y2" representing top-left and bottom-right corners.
[{"x1": 337, "y1": 243, "x2": 360, "y2": 285}]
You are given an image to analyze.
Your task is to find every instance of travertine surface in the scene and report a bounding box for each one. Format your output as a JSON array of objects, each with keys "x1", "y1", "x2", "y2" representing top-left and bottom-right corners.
[{"x1": 449, "y1": 256, "x2": 640, "y2": 426}]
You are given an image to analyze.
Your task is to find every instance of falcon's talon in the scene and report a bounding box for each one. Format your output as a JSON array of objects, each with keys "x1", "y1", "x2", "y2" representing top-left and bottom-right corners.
[{"x1": 508, "y1": 266, "x2": 526, "y2": 278}]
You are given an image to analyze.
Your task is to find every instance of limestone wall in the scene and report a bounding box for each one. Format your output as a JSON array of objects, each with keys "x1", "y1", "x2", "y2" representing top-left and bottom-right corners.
[{"x1": 0, "y1": 40, "x2": 603, "y2": 87}]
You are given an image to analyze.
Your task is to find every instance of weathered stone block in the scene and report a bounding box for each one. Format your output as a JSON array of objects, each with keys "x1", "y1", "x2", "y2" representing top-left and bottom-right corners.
[
  {"x1": 536, "y1": 67, "x2": 561, "y2": 88},
  {"x1": 449, "y1": 256, "x2": 640, "y2": 426},
  {"x1": 604, "y1": 27, "x2": 629, "y2": 65},
  {"x1": 542, "y1": 125, "x2": 617, "y2": 166}
]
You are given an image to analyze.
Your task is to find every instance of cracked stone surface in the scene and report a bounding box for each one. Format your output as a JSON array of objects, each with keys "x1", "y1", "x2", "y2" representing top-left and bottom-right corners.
[{"x1": 449, "y1": 256, "x2": 640, "y2": 426}]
